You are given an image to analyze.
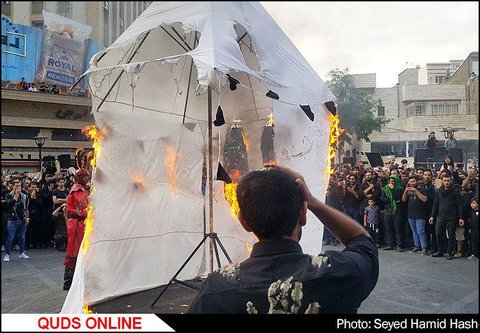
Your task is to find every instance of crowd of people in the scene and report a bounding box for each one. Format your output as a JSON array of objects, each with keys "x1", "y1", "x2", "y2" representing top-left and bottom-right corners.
[
  {"x1": 15, "y1": 77, "x2": 60, "y2": 94},
  {"x1": 1, "y1": 167, "x2": 79, "y2": 256},
  {"x1": 2, "y1": 166, "x2": 91, "y2": 289},
  {"x1": 325, "y1": 155, "x2": 479, "y2": 260},
  {"x1": 11, "y1": 77, "x2": 88, "y2": 96}
]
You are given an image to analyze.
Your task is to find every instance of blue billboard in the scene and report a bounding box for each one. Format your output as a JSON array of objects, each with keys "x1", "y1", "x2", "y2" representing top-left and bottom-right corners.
[
  {"x1": 1, "y1": 14, "x2": 44, "y2": 83},
  {"x1": 1, "y1": 14, "x2": 99, "y2": 89}
]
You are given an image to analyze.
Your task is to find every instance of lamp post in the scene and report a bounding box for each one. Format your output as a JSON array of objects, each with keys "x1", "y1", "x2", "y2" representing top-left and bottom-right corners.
[{"x1": 33, "y1": 136, "x2": 47, "y2": 171}]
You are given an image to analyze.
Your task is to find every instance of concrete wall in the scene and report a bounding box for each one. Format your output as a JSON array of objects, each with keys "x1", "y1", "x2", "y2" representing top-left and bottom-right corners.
[
  {"x1": 352, "y1": 73, "x2": 376, "y2": 89},
  {"x1": 402, "y1": 84, "x2": 465, "y2": 102}
]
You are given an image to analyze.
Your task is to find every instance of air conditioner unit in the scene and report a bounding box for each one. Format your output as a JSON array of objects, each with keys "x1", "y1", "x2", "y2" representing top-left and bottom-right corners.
[
  {"x1": 103, "y1": 1, "x2": 109, "y2": 11},
  {"x1": 119, "y1": 19, "x2": 124, "y2": 27}
]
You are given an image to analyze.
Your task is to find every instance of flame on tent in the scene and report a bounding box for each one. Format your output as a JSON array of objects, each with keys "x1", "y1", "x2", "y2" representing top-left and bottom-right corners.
[
  {"x1": 224, "y1": 183, "x2": 239, "y2": 216},
  {"x1": 267, "y1": 112, "x2": 275, "y2": 127},
  {"x1": 80, "y1": 125, "x2": 106, "y2": 255},
  {"x1": 246, "y1": 236, "x2": 259, "y2": 254},
  {"x1": 82, "y1": 125, "x2": 106, "y2": 168},
  {"x1": 325, "y1": 112, "x2": 344, "y2": 186},
  {"x1": 83, "y1": 302, "x2": 95, "y2": 314},
  {"x1": 166, "y1": 146, "x2": 180, "y2": 195},
  {"x1": 241, "y1": 130, "x2": 249, "y2": 152},
  {"x1": 82, "y1": 202, "x2": 95, "y2": 255},
  {"x1": 133, "y1": 174, "x2": 144, "y2": 189}
]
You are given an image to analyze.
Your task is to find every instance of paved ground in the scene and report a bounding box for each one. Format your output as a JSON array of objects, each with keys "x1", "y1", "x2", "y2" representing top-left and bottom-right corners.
[{"x1": 1, "y1": 245, "x2": 478, "y2": 314}]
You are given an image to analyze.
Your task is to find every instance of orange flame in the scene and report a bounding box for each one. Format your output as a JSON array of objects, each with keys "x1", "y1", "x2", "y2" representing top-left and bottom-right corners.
[
  {"x1": 325, "y1": 112, "x2": 344, "y2": 187},
  {"x1": 246, "y1": 236, "x2": 259, "y2": 254},
  {"x1": 82, "y1": 125, "x2": 106, "y2": 168},
  {"x1": 82, "y1": 202, "x2": 95, "y2": 255},
  {"x1": 79, "y1": 125, "x2": 105, "y2": 256},
  {"x1": 166, "y1": 146, "x2": 180, "y2": 195},
  {"x1": 133, "y1": 174, "x2": 144, "y2": 189},
  {"x1": 224, "y1": 183, "x2": 239, "y2": 216},
  {"x1": 241, "y1": 130, "x2": 249, "y2": 152},
  {"x1": 83, "y1": 302, "x2": 95, "y2": 314},
  {"x1": 267, "y1": 112, "x2": 275, "y2": 127}
]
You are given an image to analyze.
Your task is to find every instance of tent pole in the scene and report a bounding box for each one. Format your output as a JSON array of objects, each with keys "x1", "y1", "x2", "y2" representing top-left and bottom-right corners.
[
  {"x1": 182, "y1": 31, "x2": 198, "y2": 124},
  {"x1": 96, "y1": 31, "x2": 151, "y2": 112},
  {"x1": 207, "y1": 85, "x2": 214, "y2": 273}
]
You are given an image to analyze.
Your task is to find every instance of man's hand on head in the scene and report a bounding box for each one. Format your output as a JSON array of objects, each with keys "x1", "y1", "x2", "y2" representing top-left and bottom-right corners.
[{"x1": 264, "y1": 163, "x2": 314, "y2": 206}]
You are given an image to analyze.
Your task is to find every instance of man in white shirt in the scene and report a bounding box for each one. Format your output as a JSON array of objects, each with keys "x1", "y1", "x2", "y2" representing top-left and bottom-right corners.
[{"x1": 28, "y1": 83, "x2": 38, "y2": 92}]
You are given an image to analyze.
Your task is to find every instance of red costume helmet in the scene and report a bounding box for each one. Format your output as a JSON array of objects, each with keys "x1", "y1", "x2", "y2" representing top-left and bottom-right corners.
[{"x1": 74, "y1": 168, "x2": 90, "y2": 182}]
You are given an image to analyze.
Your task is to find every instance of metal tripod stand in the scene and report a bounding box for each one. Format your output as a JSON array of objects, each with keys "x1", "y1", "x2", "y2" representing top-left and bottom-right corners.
[{"x1": 150, "y1": 232, "x2": 232, "y2": 307}]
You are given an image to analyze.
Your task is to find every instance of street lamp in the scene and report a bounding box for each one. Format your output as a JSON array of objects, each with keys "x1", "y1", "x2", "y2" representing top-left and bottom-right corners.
[{"x1": 33, "y1": 136, "x2": 47, "y2": 171}]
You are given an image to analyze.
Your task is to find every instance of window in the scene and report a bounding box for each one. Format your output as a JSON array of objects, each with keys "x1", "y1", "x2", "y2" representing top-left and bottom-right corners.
[
  {"x1": 406, "y1": 102, "x2": 426, "y2": 117},
  {"x1": 1, "y1": 1, "x2": 12, "y2": 17},
  {"x1": 31, "y1": 1, "x2": 43, "y2": 15},
  {"x1": 57, "y1": 2, "x2": 70, "y2": 14},
  {"x1": 414, "y1": 104, "x2": 425, "y2": 116},
  {"x1": 434, "y1": 75, "x2": 444, "y2": 84},
  {"x1": 406, "y1": 104, "x2": 414, "y2": 117},
  {"x1": 51, "y1": 129, "x2": 88, "y2": 141},
  {"x1": 111, "y1": 2, "x2": 117, "y2": 40},
  {"x1": 119, "y1": 3, "x2": 125, "y2": 33},
  {"x1": 377, "y1": 105, "x2": 385, "y2": 117},
  {"x1": 32, "y1": 20, "x2": 44, "y2": 29},
  {"x1": 1, "y1": 126, "x2": 39, "y2": 140},
  {"x1": 103, "y1": 3, "x2": 110, "y2": 48},
  {"x1": 471, "y1": 60, "x2": 478, "y2": 76},
  {"x1": 431, "y1": 103, "x2": 459, "y2": 116}
]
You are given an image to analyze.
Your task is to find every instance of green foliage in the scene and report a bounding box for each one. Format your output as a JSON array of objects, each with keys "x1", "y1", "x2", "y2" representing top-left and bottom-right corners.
[{"x1": 326, "y1": 68, "x2": 389, "y2": 143}]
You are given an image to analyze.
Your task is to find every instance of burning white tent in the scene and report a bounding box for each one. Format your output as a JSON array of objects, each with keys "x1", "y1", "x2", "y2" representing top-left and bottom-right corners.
[{"x1": 62, "y1": 2, "x2": 337, "y2": 313}]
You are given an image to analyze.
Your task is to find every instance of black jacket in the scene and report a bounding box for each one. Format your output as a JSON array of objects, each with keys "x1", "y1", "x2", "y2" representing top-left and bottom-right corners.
[
  {"x1": 188, "y1": 235, "x2": 378, "y2": 314},
  {"x1": 431, "y1": 185, "x2": 463, "y2": 221},
  {"x1": 5, "y1": 191, "x2": 28, "y2": 221}
]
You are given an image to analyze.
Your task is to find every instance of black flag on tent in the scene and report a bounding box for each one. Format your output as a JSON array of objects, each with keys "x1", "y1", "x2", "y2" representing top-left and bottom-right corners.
[
  {"x1": 300, "y1": 105, "x2": 314, "y2": 121},
  {"x1": 324, "y1": 101, "x2": 337, "y2": 116},
  {"x1": 216, "y1": 162, "x2": 232, "y2": 183}
]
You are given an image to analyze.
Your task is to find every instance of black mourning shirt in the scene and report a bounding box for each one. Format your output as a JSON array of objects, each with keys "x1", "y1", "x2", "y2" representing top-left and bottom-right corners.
[
  {"x1": 188, "y1": 234, "x2": 378, "y2": 314},
  {"x1": 406, "y1": 187, "x2": 429, "y2": 219}
]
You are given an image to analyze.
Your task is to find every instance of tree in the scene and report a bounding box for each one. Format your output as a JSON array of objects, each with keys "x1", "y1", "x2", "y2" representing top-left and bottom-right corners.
[{"x1": 326, "y1": 68, "x2": 389, "y2": 143}]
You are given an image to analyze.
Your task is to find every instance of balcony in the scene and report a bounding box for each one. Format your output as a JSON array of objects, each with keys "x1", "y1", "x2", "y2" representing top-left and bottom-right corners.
[{"x1": 1, "y1": 88, "x2": 92, "y2": 107}]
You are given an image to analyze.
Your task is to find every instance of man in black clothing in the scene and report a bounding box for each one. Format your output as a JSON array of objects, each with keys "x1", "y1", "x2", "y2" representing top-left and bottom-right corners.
[
  {"x1": 324, "y1": 178, "x2": 344, "y2": 245},
  {"x1": 27, "y1": 182, "x2": 43, "y2": 249},
  {"x1": 429, "y1": 175, "x2": 464, "y2": 260},
  {"x1": 40, "y1": 180, "x2": 55, "y2": 248},
  {"x1": 52, "y1": 178, "x2": 69, "y2": 251},
  {"x1": 424, "y1": 131, "x2": 438, "y2": 148},
  {"x1": 359, "y1": 171, "x2": 381, "y2": 219},
  {"x1": 1, "y1": 174, "x2": 10, "y2": 251},
  {"x1": 381, "y1": 176, "x2": 406, "y2": 251},
  {"x1": 188, "y1": 165, "x2": 379, "y2": 314},
  {"x1": 343, "y1": 174, "x2": 361, "y2": 223},
  {"x1": 402, "y1": 176, "x2": 429, "y2": 254},
  {"x1": 423, "y1": 169, "x2": 437, "y2": 254}
]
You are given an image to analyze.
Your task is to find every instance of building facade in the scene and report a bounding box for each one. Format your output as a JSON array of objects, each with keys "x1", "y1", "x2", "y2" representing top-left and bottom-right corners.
[
  {"x1": 1, "y1": 1, "x2": 151, "y2": 172},
  {"x1": 418, "y1": 59, "x2": 463, "y2": 85},
  {"x1": 350, "y1": 52, "x2": 478, "y2": 167},
  {"x1": 1, "y1": 1, "x2": 151, "y2": 48}
]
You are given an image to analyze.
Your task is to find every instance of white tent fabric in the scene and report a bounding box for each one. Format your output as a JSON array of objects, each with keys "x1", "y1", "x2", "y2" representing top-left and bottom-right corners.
[{"x1": 62, "y1": 2, "x2": 336, "y2": 313}]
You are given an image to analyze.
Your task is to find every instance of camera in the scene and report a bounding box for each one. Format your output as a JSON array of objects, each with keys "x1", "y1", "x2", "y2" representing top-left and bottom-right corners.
[{"x1": 42, "y1": 161, "x2": 56, "y2": 175}]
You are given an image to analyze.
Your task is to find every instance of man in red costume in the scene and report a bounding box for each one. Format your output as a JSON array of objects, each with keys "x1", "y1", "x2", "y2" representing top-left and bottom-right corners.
[{"x1": 63, "y1": 169, "x2": 90, "y2": 290}]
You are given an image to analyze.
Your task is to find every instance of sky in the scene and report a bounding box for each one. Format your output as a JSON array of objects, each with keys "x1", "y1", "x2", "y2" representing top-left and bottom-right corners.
[{"x1": 261, "y1": 1, "x2": 479, "y2": 88}]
